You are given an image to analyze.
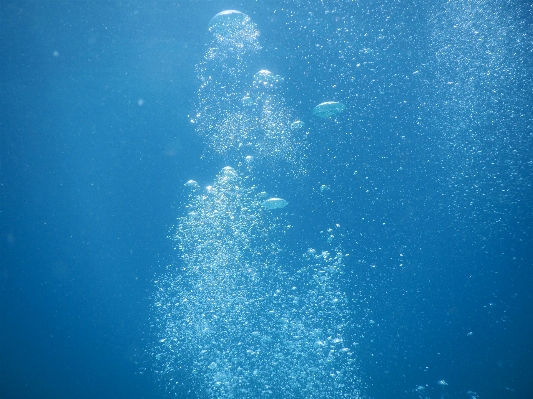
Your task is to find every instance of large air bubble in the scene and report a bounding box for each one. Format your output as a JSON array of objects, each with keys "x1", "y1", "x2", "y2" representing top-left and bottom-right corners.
[
  {"x1": 261, "y1": 197, "x2": 288, "y2": 210},
  {"x1": 206, "y1": 9, "x2": 260, "y2": 53},
  {"x1": 208, "y1": 10, "x2": 248, "y2": 36},
  {"x1": 313, "y1": 101, "x2": 346, "y2": 118}
]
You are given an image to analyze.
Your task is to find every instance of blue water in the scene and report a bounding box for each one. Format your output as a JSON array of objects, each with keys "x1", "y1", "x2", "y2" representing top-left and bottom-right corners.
[{"x1": 1, "y1": 1, "x2": 532, "y2": 398}]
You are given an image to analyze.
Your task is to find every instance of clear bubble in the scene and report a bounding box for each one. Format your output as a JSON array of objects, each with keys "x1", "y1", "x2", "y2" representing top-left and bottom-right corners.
[
  {"x1": 184, "y1": 180, "x2": 200, "y2": 189},
  {"x1": 208, "y1": 10, "x2": 248, "y2": 36},
  {"x1": 261, "y1": 197, "x2": 288, "y2": 210},
  {"x1": 313, "y1": 101, "x2": 346, "y2": 118},
  {"x1": 290, "y1": 120, "x2": 305, "y2": 130}
]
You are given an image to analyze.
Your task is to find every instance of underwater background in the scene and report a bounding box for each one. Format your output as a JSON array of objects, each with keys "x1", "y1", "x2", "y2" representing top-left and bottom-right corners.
[{"x1": 1, "y1": 1, "x2": 532, "y2": 398}]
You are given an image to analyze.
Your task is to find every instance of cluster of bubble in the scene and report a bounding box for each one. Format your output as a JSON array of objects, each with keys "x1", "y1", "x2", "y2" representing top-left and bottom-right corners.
[
  {"x1": 192, "y1": 11, "x2": 307, "y2": 176},
  {"x1": 152, "y1": 166, "x2": 359, "y2": 397},
  {"x1": 426, "y1": 0, "x2": 533, "y2": 235},
  {"x1": 152, "y1": 10, "x2": 359, "y2": 396}
]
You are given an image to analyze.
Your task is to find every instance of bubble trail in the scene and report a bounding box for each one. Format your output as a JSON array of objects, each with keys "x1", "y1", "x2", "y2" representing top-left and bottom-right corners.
[
  {"x1": 152, "y1": 166, "x2": 359, "y2": 398},
  {"x1": 151, "y1": 9, "x2": 360, "y2": 398}
]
